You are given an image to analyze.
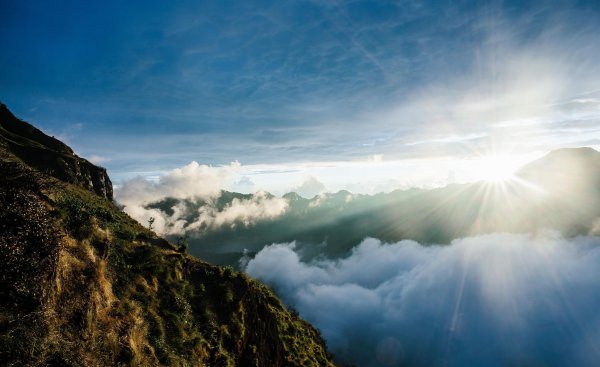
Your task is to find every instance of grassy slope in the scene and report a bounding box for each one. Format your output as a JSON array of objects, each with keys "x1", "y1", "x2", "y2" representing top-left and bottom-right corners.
[{"x1": 0, "y1": 142, "x2": 334, "y2": 366}]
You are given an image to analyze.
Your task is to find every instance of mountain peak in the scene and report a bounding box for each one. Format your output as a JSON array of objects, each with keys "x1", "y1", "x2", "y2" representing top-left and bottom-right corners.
[
  {"x1": 0, "y1": 104, "x2": 113, "y2": 200},
  {"x1": 283, "y1": 191, "x2": 304, "y2": 201},
  {"x1": 517, "y1": 147, "x2": 600, "y2": 190}
]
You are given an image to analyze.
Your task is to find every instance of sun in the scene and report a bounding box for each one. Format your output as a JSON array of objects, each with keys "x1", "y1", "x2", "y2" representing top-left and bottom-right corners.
[{"x1": 476, "y1": 155, "x2": 522, "y2": 183}]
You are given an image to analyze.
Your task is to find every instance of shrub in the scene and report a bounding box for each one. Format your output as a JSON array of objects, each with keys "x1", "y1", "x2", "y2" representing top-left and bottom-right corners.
[{"x1": 56, "y1": 194, "x2": 93, "y2": 239}]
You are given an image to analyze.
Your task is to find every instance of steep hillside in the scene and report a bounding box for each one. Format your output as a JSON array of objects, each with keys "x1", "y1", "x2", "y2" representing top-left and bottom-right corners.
[{"x1": 0, "y1": 105, "x2": 334, "y2": 366}]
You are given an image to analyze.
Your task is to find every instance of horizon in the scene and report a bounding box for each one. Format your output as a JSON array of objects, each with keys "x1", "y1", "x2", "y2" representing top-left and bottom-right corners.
[
  {"x1": 113, "y1": 148, "x2": 553, "y2": 198},
  {"x1": 2, "y1": 1, "x2": 600, "y2": 194}
]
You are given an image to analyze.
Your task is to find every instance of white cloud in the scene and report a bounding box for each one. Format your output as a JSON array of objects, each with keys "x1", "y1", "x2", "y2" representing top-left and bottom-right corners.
[
  {"x1": 291, "y1": 176, "x2": 327, "y2": 198},
  {"x1": 245, "y1": 233, "x2": 600, "y2": 366},
  {"x1": 87, "y1": 154, "x2": 110, "y2": 165},
  {"x1": 367, "y1": 154, "x2": 384, "y2": 163},
  {"x1": 187, "y1": 192, "x2": 289, "y2": 231},
  {"x1": 115, "y1": 162, "x2": 288, "y2": 234},
  {"x1": 116, "y1": 161, "x2": 240, "y2": 207},
  {"x1": 116, "y1": 161, "x2": 286, "y2": 234},
  {"x1": 231, "y1": 176, "x2": 256, "y2": 194}
]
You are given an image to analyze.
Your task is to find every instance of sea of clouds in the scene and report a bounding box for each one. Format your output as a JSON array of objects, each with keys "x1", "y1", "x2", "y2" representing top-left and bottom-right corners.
[{"x1": 244, "y1": 233, "x2": 600, "y2": 366}]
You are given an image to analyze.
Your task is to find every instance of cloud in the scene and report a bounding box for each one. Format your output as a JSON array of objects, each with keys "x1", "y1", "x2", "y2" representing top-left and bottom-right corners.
[
  {"x1": 245, "y1": 233, "x2": 600, "y2": 366},
  {"x1": 87, "y1": 155, "x2": 110, "y2": 165},
  {"x1": 6, "y1": 1, "x2": 600, "y2": 178},
  {"x1": 116, "y1": 160, "x2": 258, "y2": 233},
  {"x1": 344, "y1": 179, "x2": 406, "y2": 195},
  {"x1": 123, "y1": 191, "x2": 289, "y2": 235},
  {"x1": 292, "y1": 176, "x2": 327, "y2": 198},
  {"x1": 367, "y1": 154, "x2": 384, "y2": 163},
  {"x1": 231, "y1": 176, "x2": 256, "y2": 194},
  {"x1": 116, "y1": 161, "x2": 239, "y2": 207},
  {"x1": 186, "y1": 191, "x2": 288, "y2": 232},
  {"x1": 115, "y1": 162, "x2": 288, "y2": 234}
]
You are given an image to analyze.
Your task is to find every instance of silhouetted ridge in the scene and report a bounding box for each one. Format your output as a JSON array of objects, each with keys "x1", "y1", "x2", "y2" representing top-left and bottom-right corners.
[{"x1": 517, "y1": 147, "x2": 600, "y2": 188}]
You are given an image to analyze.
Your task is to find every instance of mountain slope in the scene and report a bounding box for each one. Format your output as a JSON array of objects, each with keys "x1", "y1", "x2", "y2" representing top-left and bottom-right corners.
[{"x1": 0, "y1": 104, "x2": 334, "y2": 366}]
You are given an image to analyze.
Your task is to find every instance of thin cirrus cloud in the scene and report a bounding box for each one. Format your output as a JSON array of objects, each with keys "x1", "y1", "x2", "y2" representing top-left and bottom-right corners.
[{"x1": 245, "y1": 233, "x2": 600, "y2": 367}]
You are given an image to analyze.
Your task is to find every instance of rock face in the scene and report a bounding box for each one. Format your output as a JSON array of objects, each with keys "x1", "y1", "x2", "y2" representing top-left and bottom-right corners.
[
  {"x1": 0, "y1": 105, "x2": 335, "y2": 366},
  {"x1": 0, "y1": 103, "x2": 113, "y2": 200}
]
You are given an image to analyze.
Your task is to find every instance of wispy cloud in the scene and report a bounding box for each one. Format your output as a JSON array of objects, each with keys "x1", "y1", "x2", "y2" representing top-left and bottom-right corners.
[{"x1": 2, "y1": 1, "x2": 600, "y2": 177}]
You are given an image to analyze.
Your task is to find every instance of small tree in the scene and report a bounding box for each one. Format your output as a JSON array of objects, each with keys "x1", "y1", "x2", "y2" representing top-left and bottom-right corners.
[
  {"x1": 147, "y1": 217, "x2": 155, "y2": 230},
  {"x1": 176, "y1": 235, "x2": 188, "y2": 253}
]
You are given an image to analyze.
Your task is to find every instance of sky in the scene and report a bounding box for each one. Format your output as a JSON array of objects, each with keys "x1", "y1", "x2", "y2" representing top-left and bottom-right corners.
[{"x1": 2, "y1": 0, "x2": 600, "y2": 194}]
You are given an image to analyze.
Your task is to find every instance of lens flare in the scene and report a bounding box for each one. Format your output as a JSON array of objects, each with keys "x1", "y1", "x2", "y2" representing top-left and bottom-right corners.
[{"x1": 476, "y1": 155, "x2": 522, "y2": 182}]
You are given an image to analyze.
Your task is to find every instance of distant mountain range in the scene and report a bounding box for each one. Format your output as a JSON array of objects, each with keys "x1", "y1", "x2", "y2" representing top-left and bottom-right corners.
[{"x1": 147, "y1": 148, "x2": 600, "y2": 266}]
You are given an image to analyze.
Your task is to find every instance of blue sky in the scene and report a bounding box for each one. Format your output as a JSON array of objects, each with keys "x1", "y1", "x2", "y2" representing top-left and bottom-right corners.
[{"x1": 2, "y1": 0, "x2": 600, "y2": 191}]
